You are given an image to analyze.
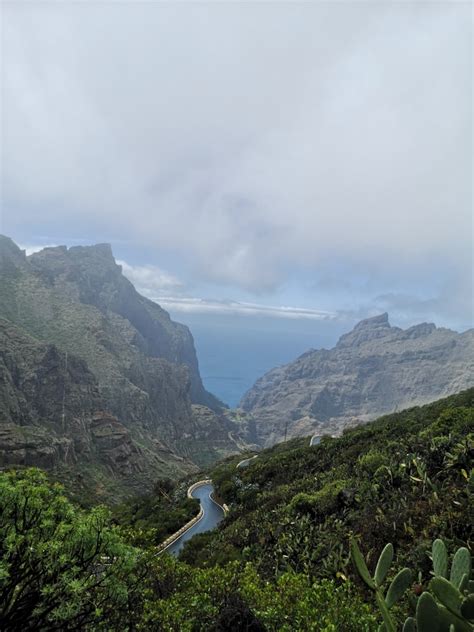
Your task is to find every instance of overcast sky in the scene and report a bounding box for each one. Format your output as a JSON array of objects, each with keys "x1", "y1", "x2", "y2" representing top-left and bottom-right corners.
[{"x1": 1, "y1": 1, "x2": 472, "y2": 332}]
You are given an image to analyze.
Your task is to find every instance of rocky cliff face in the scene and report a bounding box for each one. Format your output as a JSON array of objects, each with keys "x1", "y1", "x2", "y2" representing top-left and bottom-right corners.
[
  {"x1": 0, "y1": 317, "x2": 195, "y2": 500},
  {"x1": 26, "y1": 242, "x2": 220, "y2": 410},
  {"x1": 240, "y1": 313, "x2": 474, "y2": 446},
  {"x1": 0, "y1": 236, "x2": 244, "y2": 500}
]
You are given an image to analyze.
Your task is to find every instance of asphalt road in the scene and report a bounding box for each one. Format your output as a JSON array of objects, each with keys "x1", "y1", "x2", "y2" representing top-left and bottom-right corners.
[{"x1": 164, "y1": 483, "x2": 225, "y2": 556}]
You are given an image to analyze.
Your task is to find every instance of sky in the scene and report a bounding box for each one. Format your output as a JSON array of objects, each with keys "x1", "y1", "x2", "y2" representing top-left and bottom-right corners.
[{"x1": 1, "y1": 1, "x2": 473, "y2": 335}]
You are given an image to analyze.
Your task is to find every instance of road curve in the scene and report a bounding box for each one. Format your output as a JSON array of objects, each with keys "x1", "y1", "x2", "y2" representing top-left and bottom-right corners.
[
  {"x1": 163, "y1": 483, "x2": 225, "y2": 556},
  {"x1": 236, "y1": 454, "x2": 258, "y2": 469}
]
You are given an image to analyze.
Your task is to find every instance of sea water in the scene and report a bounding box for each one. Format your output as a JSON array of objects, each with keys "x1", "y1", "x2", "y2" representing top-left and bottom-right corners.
[{"x1": 167, "y1": 312, "x2": 348, "y2": 407}]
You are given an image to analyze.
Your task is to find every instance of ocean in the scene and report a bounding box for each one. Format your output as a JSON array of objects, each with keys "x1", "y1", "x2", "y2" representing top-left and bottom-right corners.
[{"x1": 167, "y1": 312, "x2": 348, "y2": 408}]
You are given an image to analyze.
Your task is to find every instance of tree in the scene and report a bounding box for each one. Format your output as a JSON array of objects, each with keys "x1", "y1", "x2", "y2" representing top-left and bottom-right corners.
[{"x1": 0, "y1": 469, "x2": 143, "y2": 630}]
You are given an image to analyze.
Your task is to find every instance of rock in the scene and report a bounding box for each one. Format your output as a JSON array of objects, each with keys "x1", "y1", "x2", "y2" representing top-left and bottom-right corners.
[
  {"x1": 178, "y1": 405, "x2": 257, "y2": 467},
  {"x1": 0, "y1": 424, "x2": 74, "y2": 469},
  {"x1": 240, "y1": 314, "x2": 474, "y2": 446},
  {"x1": 0, "y1": 317, "x2": 189, "y2": 499},
  {"x1": 0, "y1": 236, "x2": 247, "y2": 499}
]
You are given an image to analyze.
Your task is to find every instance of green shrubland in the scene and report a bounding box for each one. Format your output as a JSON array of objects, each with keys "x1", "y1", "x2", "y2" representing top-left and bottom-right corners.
[
  {"x1": 187, "y1": 389, "x2": 473, "y2": 585},
  {"x1": 1, "y1": 389, "x2": 472, "y2": 630}
]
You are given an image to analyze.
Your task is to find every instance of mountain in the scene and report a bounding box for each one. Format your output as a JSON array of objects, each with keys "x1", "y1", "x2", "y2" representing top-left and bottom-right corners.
[
  {"x1": 240, "y1": 313, "x2": 474, "y2": 445},
  {"x1": 0, "y1": 236, "x2": 249, "y2": 500},
  {"x1": 0, "y1": 317, "x2": 194, "y2": 503}
]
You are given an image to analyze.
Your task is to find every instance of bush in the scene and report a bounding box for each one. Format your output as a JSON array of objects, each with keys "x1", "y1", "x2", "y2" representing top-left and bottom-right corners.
[
  {"x1": 357, "y1": 450, "x2": 389, "y2": 476},
  {"x1": 312, "y1": 479, "x2": 350, "y2": 515},
  {"x1": 0, "y1": 469, "x2": 144, "y2": 630},
  {"x1": 144, "y1": 561, "x2": 377, "y2": 631},
  {"x1": 240, "y1": 565, "x2": 378, "y2": 631}
]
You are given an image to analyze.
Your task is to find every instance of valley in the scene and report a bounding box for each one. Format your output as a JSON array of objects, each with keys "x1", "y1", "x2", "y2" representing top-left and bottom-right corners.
[
  {"x1": 0, "y1": 238, "x2": 472, "y2": 631},
  {"x1": 2, "y1": 3, "x2": 470, "y2": 628},
  {"x1": 0, "y1": 236, "x2": 255, "y2": 501}
]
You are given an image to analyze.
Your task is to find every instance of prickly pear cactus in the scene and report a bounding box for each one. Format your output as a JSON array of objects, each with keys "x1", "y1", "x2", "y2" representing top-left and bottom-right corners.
[
  {"x1": 432, "y1": 539, "x2": 449, "y2": 579},
  {"x1": 408, "y1": 542, "x2": 473, "y2": 631},
  {"x1": 352, "y1": 538, "x2": 473, "y2": 632},
  {"x1": 450, "y1": 548, "x2": 471, "y2": 590},
  {"x1": 351, "y1": 539, "x2": 411, "y2": 632}
]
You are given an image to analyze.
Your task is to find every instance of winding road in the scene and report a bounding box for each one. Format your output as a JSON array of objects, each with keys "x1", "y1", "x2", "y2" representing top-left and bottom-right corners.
[
  {"x1": 163, "y1": 483, "x2": 225, "y2": 556},
  {"x1": 162, "y1": 435, "x2": 320, "y2": 556},
  {"x1": 236, "y1": 454, "x2": 259, "y2": 469}
]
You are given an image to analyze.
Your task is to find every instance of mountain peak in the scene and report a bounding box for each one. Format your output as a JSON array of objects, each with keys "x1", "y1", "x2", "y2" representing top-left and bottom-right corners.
[
  {"x1": 336, "y1": 313, "x2": 393, "y2": 348},
  {"x1": 405, "y1": 322, "x2": 437, "y2": 338},
  {"x1": 28, "y1": 242, "x2": 120, "y2": 281},
  {"x1": 353, "y1": 312, "x2": 390, "y2": 330},
  {"x1": 69, "y1": 243, "x2": 114, "y2": 259},
  {"x1": 241, "y1": 313, "x2": 473, "y2": 446}
]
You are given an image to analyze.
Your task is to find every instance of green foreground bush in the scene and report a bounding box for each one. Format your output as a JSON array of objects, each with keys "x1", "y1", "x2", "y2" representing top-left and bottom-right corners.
[
  {"x1": 0, "y1": 469, "x2": 143, "y2": 630},
  {"x1": 144, "y1": 558, "x2": 377, "y2": 631}
]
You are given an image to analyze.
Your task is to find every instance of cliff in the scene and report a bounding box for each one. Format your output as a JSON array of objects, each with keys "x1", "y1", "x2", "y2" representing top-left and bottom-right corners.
[
  {"x1": 240, "y1": 313, "x2": 474, "y2": 445},
  {"x1": 0, "y1": 236, "x2": 245, "y2": 500}
]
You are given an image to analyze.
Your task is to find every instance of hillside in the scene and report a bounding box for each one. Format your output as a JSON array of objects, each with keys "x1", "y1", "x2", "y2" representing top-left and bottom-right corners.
[
  {"x1": 181, "y1": 389, "x2": 473, "y2": 586},
  {"x1": 0, "y1": 236, "x2": 249, "y2": 500},
  {"x1": 0, "y1": 317, "x2": 195, "y2": 503},
  {"x1": 241, "y1": 313, "x2": 474, "y2": 446},
  {"x1": 4, "y1": 390, "x2": 470, "y2": 630}
]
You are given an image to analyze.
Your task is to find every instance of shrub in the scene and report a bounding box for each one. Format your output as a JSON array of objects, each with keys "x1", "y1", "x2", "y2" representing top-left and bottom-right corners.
[
  {"x1": 357, "y1": 450, "x2": 389, "y2": 476},
  {"x1": 0, "y1": 469, "x2": 144, "y2": 631}
]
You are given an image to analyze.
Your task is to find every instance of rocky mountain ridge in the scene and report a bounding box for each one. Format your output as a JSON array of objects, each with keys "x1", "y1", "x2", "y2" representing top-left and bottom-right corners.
[
  {"x1": 0, "y1": 236, "x2": 248, "y2": 501},
  {"x1": 240, "y1": 312, "x2": 474, "y2": 446}
]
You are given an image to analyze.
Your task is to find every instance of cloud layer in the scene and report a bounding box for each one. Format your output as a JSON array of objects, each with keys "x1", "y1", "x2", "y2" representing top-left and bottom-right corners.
[
  {"x1": 151, "y1": 297, "x2": 336, "y2": 321},
  {"x1": 2, "y1": 2, "x2": 472, "y2": 327}
]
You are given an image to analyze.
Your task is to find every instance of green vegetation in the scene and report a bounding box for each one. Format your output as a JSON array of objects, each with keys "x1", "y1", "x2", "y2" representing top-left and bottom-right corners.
[
  {"x1": 0, "y1": 469, "x2": 376, "y2": 631},
  {"x1": 1, "y1": 389, "x2": 472, "y2": 629},
  {"x1": 188, "y1": 389, "x2": 473, "y2": 584},
  {"x1": 144, "y1": 560, "x2": 377, "y2": 631},
  {"x1": 0, "y1": 469, "x2": 144, "y2": 630},
  {"x1": 113, "y1": 478, "x2": 199, "y2": 547},
  {"x1": 351, "y1": 539, "x2": 412, "y2": 631},
  {"x1": 352, "y1": 538, "x2": 474, "y2": 631}
]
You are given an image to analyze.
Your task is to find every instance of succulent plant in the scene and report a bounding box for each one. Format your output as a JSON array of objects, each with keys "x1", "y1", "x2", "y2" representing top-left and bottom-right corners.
[
  {"x1": 432, "y1": 539, "x2": 449, "y2": 579},
  {"x1": 351, "y1": 539, "x2": 412, "y2": 632},
  {"x1": 420, "y1": 540, "x2": 473, "y2": 632},
  {"x1": 351, "y1": 538, "x2": 473, "y2": 631}
]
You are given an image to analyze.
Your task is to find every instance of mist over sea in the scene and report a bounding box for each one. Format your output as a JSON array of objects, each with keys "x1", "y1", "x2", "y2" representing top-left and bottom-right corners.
[{"x1": 167, "y1": 312, "x2": 349, "y2": 407}]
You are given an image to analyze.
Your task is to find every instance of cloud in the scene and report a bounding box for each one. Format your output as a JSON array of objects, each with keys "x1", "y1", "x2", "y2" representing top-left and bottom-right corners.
[
  {"x1": 152, "y1": 297, "x2": 336, "y2": 321},
  {"x1": 118, "y1": 260, "x2": 184, "y2": 297},
  {"x1": 2, "y1": 2, "x2": 472, "y2": 326},
  {"x1": 118, "y1": 258, "x2": 336, "y2": 320},
  {"x1": 373, "y1": 285, "x2": 474, "y2": 332}
]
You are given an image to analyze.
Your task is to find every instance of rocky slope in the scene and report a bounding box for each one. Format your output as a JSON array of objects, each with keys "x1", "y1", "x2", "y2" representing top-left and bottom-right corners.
[
  {"x1": 0, "y1": 317, "x2": 194, "y2": 501},
  {"x1": 0, "y1": 236, "x2": 246, "y2": 500},
  {"x1": 240, "y1": 313, "x2": 474, "y2": 446}
]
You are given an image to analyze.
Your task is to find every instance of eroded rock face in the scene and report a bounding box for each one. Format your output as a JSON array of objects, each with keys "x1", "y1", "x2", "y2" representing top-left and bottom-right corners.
[
  {"x1": 27, "y1": 239, "x2": 221, "y2": 412},
  {"x1": 176, "y1": 405, "x2": 259, "y2": 467},
  {"x1": 0, "y1": 318, "x2": 172, "y2": 496},
  {"x1": 0, "y1": 424, "x2": 74, "y2": 469},
  {"x1": 241, "y1": 313, "x2": 474, "y2": 446},
  {"x1": 0, "y1": 236, "x2": 246, "y2": 499},
  {"x1": 0, "y1": 237, "x2": 224, "y2": 442}
]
